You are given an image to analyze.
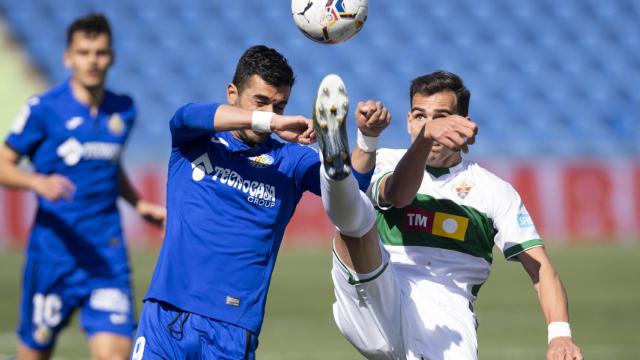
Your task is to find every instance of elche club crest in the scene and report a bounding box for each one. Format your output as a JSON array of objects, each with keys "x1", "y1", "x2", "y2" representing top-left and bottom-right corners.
[
  {"x1": 455, "y1": 179, "x2": 474, "y2": 199},
  {"x1": 247, "y1": 154, "x2": 274, "y2": 168}
]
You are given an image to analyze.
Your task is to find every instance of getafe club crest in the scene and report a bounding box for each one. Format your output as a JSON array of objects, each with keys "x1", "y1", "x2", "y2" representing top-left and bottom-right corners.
[
  {"x1": 108, "y1": 113, "x2": 125, "y2": 135},
  {"x1": 455, "y1": 179, "x2": 474, "y2": 199},
  {"x1": 248, "y1": 154, "x2": 274, "y2": 168},
  {"x1": 33, "y1": 325, "x2": 52, "y2": 345}
]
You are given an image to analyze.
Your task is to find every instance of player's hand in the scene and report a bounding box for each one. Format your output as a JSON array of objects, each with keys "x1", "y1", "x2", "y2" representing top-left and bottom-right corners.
[
  {"x1": 422, "y1": 115, "x2": 477, "y2": 153},
  {"x1": 356, "y1": 100, "x2": 391, "y2": 137},
  {"x1": 136, "y1": 200, "x2": 166, "y2": 228},
  {"x1": 547, "y1": 337, "x2": 583, "y2": 360},
  {"x1": 271, "y1": 115, "x2": 316, "y2": 145},
  {"x1": 30, "y1": 174, "x2": 75, "y2": 201}
]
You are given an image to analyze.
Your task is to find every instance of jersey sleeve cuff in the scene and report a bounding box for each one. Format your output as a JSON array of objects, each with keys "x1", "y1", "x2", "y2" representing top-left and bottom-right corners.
[
  {"x1": 4, "y1": 138, "x2": 26, "y2": 156},
  {"x1": 188, "y1": 102, "x2": 219, "y2": 131},
  {"x1": 504, "y1": 239, "x2": 544, "y2": 260},
  {"x1": 372, "y1": 171, "x2": 394, "y2": 210}
]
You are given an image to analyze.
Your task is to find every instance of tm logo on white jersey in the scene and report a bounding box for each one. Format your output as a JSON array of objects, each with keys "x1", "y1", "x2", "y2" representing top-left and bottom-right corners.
[
  {"x1": 57, "y1": 137, "x2": 122, "y2": 166},
  {"x1": 192, "y1": 153, "x2": 277, "y2": 208}
]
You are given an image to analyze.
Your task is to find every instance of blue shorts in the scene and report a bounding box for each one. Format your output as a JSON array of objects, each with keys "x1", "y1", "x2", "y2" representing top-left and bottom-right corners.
[
  {"x1": 18, "y1": 259, "x2": 135, "y2": 351},
  {"x1": 132, "y1": 300, "x2": 258, "y2": 360}
]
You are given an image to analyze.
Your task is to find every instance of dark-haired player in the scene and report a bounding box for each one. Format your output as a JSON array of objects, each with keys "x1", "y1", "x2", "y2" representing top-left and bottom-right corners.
[
  {"x1": 131, "y1": 47, "x2": 386, "y2": 359},
  {"x1": 0, "y1": 14, "x2": 165, "y2": 360},
  {"x1": 318, "y1": 71, "x2": 583, "y2": 359}
]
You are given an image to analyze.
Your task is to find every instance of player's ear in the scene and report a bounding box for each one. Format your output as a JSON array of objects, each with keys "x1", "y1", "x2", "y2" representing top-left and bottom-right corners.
[
  {"x1": 63, "y1": 49, "x2": 72, "y2": 69},
  {"x1": 227, "y1": 83, "x2": 238, "y2": 105}
]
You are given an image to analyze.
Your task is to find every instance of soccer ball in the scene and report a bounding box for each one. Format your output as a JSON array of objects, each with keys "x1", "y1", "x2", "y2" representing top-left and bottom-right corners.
[{"x1": 291, "y1": 0, "x2": 368, "y2": 44}]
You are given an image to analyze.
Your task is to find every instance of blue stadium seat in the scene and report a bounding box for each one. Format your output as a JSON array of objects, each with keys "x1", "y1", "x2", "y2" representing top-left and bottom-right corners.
[{"x1": 0, "y1": 0, "x2": 637, "y2": 160}]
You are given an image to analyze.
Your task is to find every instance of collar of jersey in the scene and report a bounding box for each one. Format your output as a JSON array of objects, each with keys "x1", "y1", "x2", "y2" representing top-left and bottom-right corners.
[
  {"x1": 219, "y1": 131, "x2": 274, "y2": 154},
  {"x1": 426, "y1": 160, "x2": 466, "y2": 179},
  {"x1": 63, "y1": 78, "x2": 106, "y2": 117}
]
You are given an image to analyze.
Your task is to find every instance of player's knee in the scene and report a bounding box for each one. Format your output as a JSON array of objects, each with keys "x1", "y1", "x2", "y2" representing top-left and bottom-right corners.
[
  {"x1": 91, "y1": 348, "x2": 130, "y2": 360},
  {"x1": 90, "y1": 335, "x2": 132, "y2": 360}
]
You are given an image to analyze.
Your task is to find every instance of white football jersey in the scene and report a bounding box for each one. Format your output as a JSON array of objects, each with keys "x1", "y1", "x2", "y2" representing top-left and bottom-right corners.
[{"x1": 368, "y1": 148, "x2": 543, "y2": 300}]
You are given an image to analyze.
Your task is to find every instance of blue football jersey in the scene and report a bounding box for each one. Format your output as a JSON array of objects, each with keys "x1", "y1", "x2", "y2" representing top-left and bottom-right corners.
[
  {"x1": 145, "y1": 102, "x2": 322, "y2": 335},
  {"x1": 5, "y1": 80, "x2": 135, "y2": 274}
]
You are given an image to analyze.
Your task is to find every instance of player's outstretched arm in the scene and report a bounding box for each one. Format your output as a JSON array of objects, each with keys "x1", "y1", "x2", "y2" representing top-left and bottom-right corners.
[
  {"x1": 213, "y1": 104, "x2": 315, "y2": 144},
  {"x1": 118, "y1": 166, "x2": 166, "y2": 227},
  {"x1": 518, "y1": 247, "x2": 583, "y2": 360},
  {"x1": 379, "y1": 116, "x2": 477, "y2": 208},
  {"x1": 0, "y1": 143, "x2": 75, "y2": 201},
  {"x1": 351, "y1": 100, "x2": 391, "y2": 173},
  {"x1": 171, "y1": 103, "x2": 314, "y2": 147}
]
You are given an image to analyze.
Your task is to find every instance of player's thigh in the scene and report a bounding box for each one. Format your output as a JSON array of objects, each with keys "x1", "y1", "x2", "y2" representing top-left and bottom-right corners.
[
  {"x1": 404, "y1": 291, "x2": 478, "y2": 360},
  {"x1": 80, "y1": 284, "x2": 135, "y2": 342},
  {"x1": 17, "y1": 260, "x2": 80, "y2": 352},
  {"x1": 334, "y1": 226, "x2": 383, "y2": 274},
  {"x1": 16, "y1": 341, "x2": 52, "y2": 360},
  {"x1": 89, "y1": 332, "x2": 132, "y2": 360},
  {"x1": 332, "y1": 245, "x2": 404, "y2": 359}
]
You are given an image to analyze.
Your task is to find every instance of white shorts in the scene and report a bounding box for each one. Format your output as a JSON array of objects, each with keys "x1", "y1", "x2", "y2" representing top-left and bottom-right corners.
[{"x1": 332, "y1": 246, "x2": 478, "y2": 360}]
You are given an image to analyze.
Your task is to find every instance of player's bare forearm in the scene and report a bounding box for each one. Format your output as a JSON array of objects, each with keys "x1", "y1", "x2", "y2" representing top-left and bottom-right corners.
[
  {"x1": 380, "y1": 134, "x2": 432, "y2": 208},
  {"x1": 519, "y1": 247, "x2": 583, "y2": 359},
  {"x1": 213, "y1": 104, "x2": 313, "y2": 144},
  {"x1": 0, "y1": 144, "x2": 36, "y2": 191},
  {"x1": 519, "y1": 247, "x2": 569, "y2": 323},
  {"x1": 0, "y1": 144, "x2": 75, "y2": 201},
  {"x1": 117, "y1": 166, "x2": 140, "y2": 207},
  {"x1": 351, "y1": 146, "x2": 375, "y2": 173},
  {"x1": 351, "y1": 100, "x2": 391, "y2": 173},
  {"x1": 118, "y1": 166, "x2": 166, "y2": 227},
  {"x1": 213, "y1": 104, "x2": 259, "y2": 131}
]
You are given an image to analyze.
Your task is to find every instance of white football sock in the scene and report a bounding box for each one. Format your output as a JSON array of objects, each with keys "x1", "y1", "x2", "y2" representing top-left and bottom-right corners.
[{"x1": 320, "y1": 164, "x2": 376, "y2": 238}]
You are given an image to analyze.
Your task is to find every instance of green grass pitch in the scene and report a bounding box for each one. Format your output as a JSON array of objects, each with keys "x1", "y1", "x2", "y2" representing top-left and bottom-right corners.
[{"x1": 0, "y1": 244, "x2": 637, "y2": 359}]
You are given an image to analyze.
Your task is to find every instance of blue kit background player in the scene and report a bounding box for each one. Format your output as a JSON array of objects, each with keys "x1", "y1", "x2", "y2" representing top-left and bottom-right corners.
[
  {"x1": 0, "y1": 14, "x2": 165, "y2": 360},
  {"x1": 132, "y1": 46, "x2": 374, "y2": 359}
]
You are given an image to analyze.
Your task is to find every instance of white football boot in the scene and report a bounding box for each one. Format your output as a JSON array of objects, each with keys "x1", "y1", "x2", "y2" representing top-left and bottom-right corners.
[{"x1": 313, "y1": 74, "x2": 351, "y2": 180}]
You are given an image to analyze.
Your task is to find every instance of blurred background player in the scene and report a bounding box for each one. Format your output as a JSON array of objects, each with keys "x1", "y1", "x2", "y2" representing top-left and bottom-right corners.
[
  {"x1": 318, "y1": 71, "x2": 583, "y2": 359},
  {"x1": 0, "y1": 14, "x2": 165, "y2": 360}
]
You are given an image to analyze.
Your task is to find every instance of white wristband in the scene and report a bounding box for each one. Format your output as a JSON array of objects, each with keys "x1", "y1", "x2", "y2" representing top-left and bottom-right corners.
[
  {"x1": 357, "y1": 129, "x2": 378, "y2": 153},
  {"x1": 251, "y1": 111, "x2": 273, "y2": 133},
  {"x1": 548, "y1": 322, "x2": 572, "y2": 344}
]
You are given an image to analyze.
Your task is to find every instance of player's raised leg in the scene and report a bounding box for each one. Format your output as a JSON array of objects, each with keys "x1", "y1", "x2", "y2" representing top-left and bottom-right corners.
[
  {"x1": 314, "y1": 74, "x2": 381, "y2": 273},
  {"x1": 315, "y1": 74, "x2": 403, "y2": 358}
]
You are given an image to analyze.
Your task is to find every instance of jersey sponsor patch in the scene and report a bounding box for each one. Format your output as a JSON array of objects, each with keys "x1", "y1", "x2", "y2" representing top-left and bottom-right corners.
[
  {"x1": 191, "y1": 153, "x2": 277, "y2": 208},
  {"x1": 109, "y1": 313, "x2": 128, "y2": 325},
  {"x1": 403, "y1": 207, "x2": 469, "y2": 241},
  {"x1": 57, "y1": 137, "x2": 122, "y2": 166},
  {"x1": 90, "y1": 288, "x2": 130, "y2": 314},
  {"x1": 517, "y1": 212, "x2": 534, "y2": 228}
]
